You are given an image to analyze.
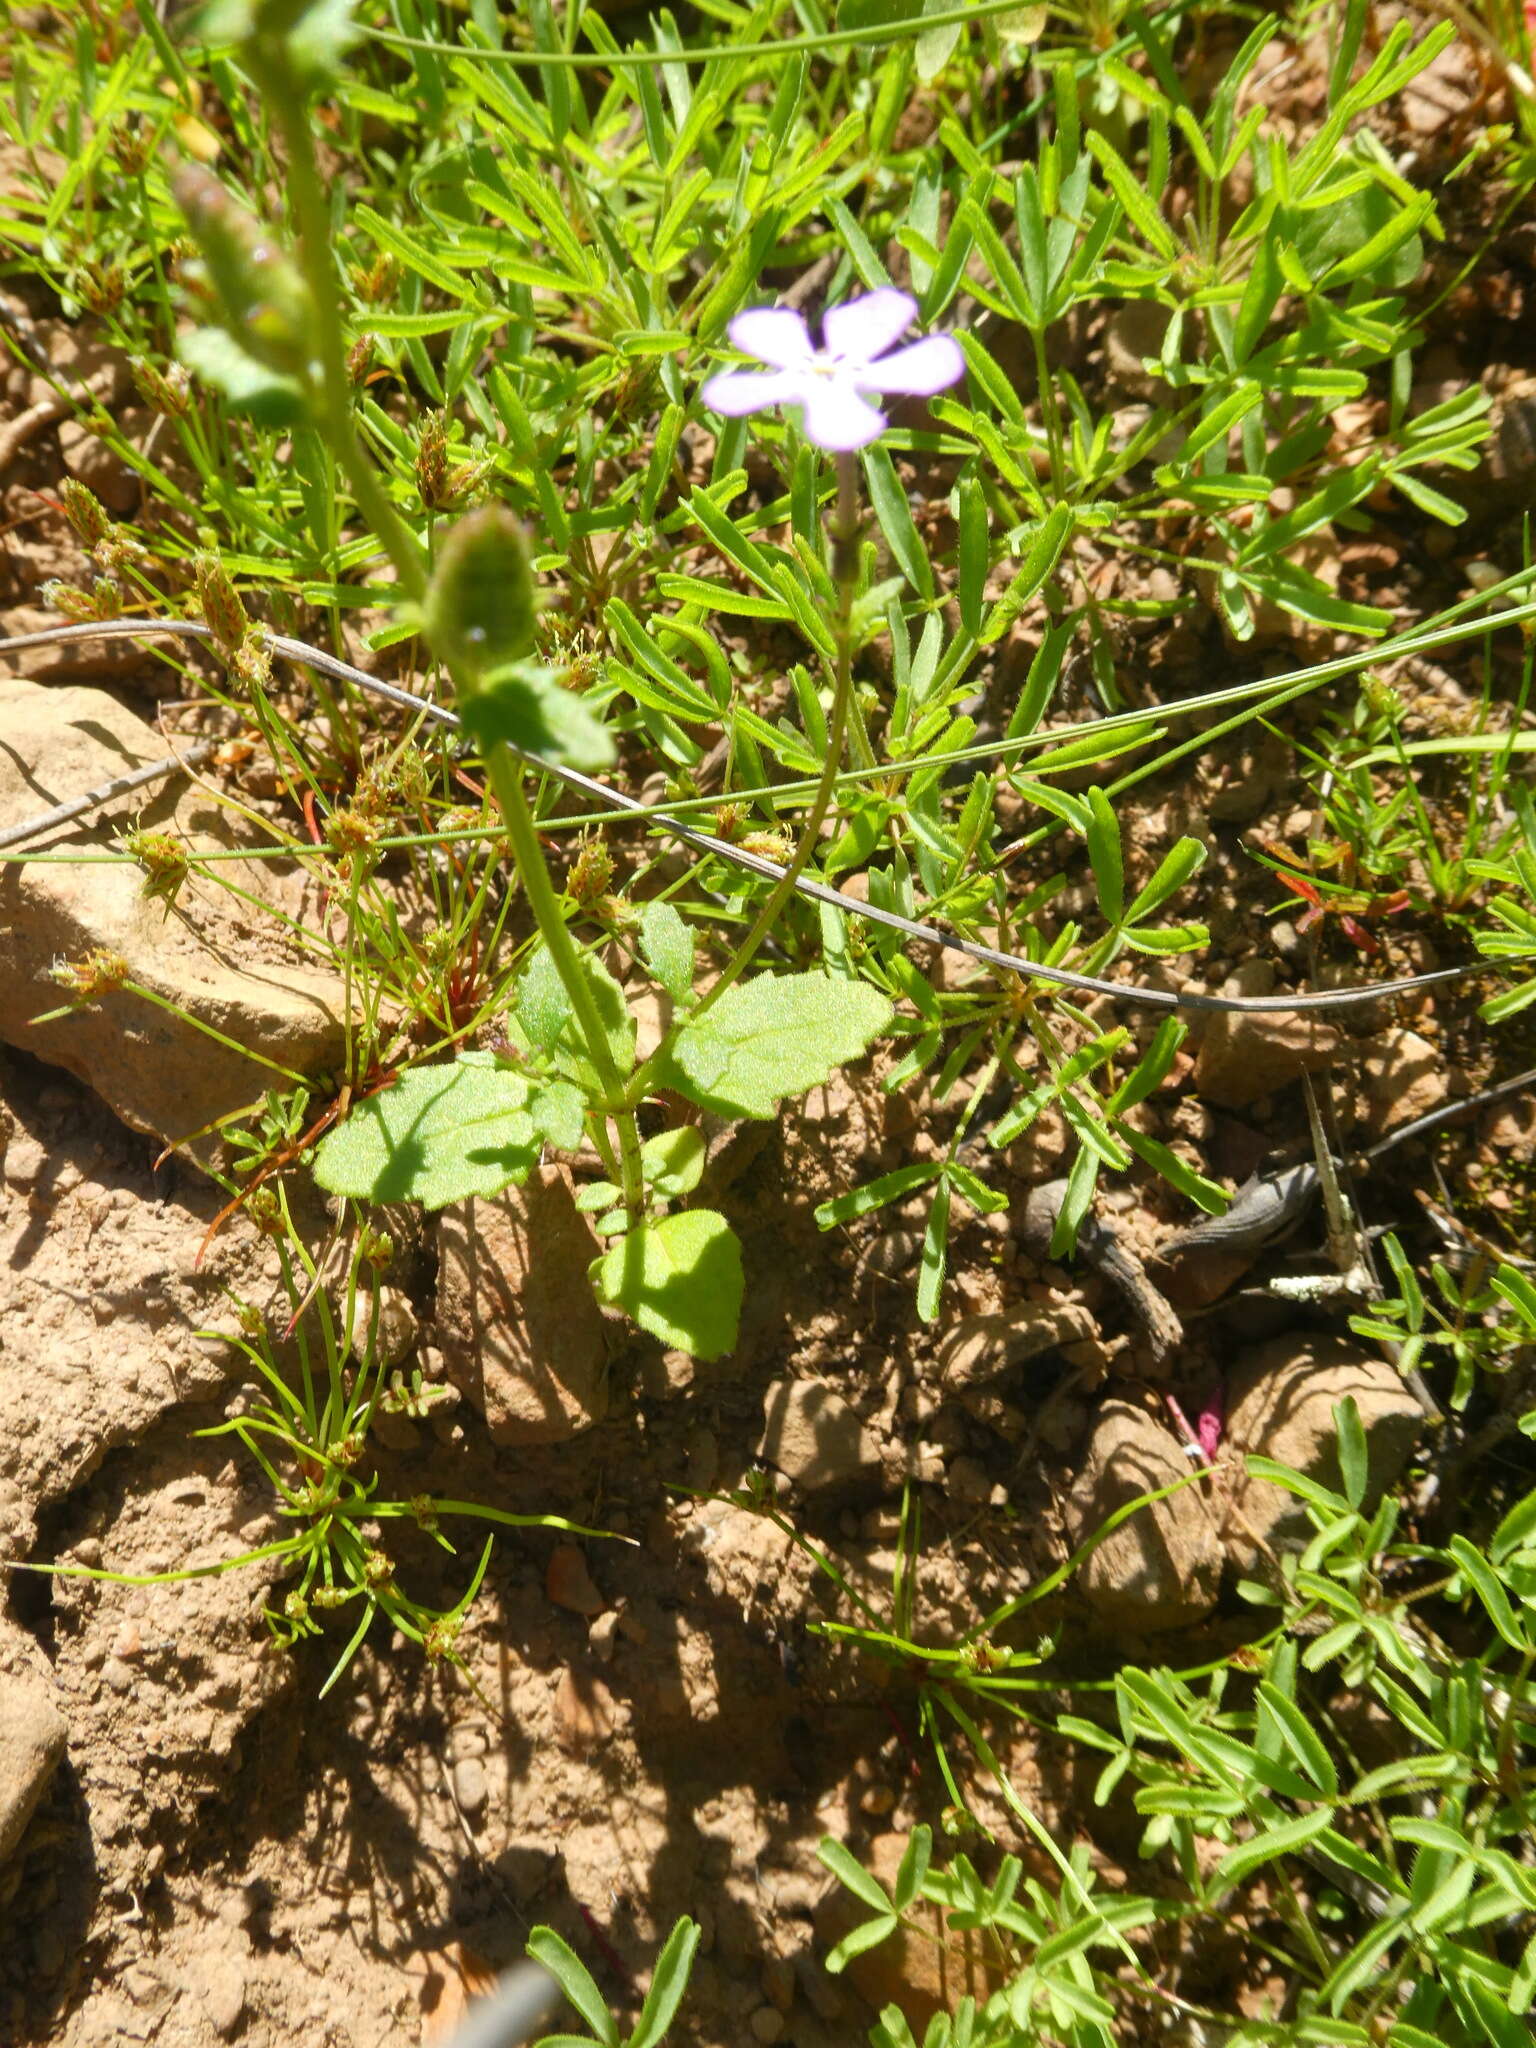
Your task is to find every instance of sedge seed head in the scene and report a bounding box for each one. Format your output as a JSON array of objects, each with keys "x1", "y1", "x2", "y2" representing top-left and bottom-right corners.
[
  {"x1": 567, "y1": 834, "x2": 614, "y2": 906},
  {"x1": 122, "y1": 828, "x2": 190, "y2": 908},
  {"x1": 359, "y1": 1225, "x2": 395, "y2": 1271},
  {"x1": 353, "y1": 252, "x2": 400, "y2": 305},
  {"x1": 423, "y1": 1616, "x2": 459, "y2": 1661},
  {"x1": 79, "y1": 259, "x2": 128, "y2": 316},
  {"x1": 48, "y1": 948, "x2": 130, "y2": 1005},
  {"x1": 194, "y1": 552, "x2": 249, "y2": 652},
  {"x1": 130, "y1": 357, "x2": 192, "y2": 419},
  {"x1": 325, "y1": 806, "x2": 378, "y2": 858},
  {"x1": 244, "y1": 1186, "x2": 286, "y2": 1237},
  {"x1": 741, "y1": 829, "x2": 793, "y2": 862},
  {"x1": 59, "y1": 479, "x2": 111, "y2": 549},
  {"x1": 41, "y1": 580, "x2": 104, "y2": 623},
  {"x1": 416, "y1": 409, "x2": 450, "y2": 509},
  {"x1": 110, "y1": 120, "x2": 154, "y2": 178}
]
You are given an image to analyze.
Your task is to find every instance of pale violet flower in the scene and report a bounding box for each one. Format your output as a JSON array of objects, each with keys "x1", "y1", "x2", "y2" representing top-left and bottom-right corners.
[{"x1": 700, "y1": 287, "x2": 965, "y2": 452}]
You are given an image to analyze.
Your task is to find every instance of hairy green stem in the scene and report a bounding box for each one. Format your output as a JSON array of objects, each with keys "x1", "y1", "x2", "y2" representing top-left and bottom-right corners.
[
  {"x1": 690, "y1": 449, "x2": 862, "y2": 1017},
  {"x1": 250, "y1": 39, "x2": 644, "y2": 1214},
  {"x1": 253, "y1": 44, "x2": 429, "y2": 610},
  {"x1": 484, "y1": 751, "x2": 646, "y2": 1218}
]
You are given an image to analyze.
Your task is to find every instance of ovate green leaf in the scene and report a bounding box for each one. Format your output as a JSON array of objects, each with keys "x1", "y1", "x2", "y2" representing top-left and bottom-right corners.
[
  {"x1": 313, "y1": 1057, "x2": 540, "y2": 1209},
  {"x1": 178, "y1": 327, "x2": 307, "y2": 425},
  {"x1": 655, "y1": 973, "x2": 894, "y2": 1119},
  {"x1": 592, "y1": 1211, "x2": 743, "y2": 1359},
  {"x1": 639, "y1": 901, "x2": 696, "y2": 1005},
  {"x1": 641, "y1": 1125, "x2": 705, "y2": 1197}
]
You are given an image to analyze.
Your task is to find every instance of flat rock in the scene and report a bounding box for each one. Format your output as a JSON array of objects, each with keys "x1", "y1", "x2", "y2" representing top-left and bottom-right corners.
[
  {"x1": 0, "y1": 1621, "x2": 68, "y2": 1863},
  {"x1": 435, "y1": 1169, "x2": 608, "y2": 1444},
  {"x1": 1193, "y1": 991, "x2": 1342, "y2": 1111},
  {"x1": 1361, "y1": 1027, "x2": 1446, "y2": 1137},
  {"x1": 1220, "y1": 1334, "x2": 1422, "y2": 1565},
  {"x1": 936, "y1": 1302, "x2": 1097, "y2": 1389},
  {"x1": 1064, "y1": 1390, "x2": 1223, "y2": 1632},
  {"x1": 682, "y1": 1499, "x2": 804, "y2": 1614},
  {"x1": 758, "y1": 1378, "x2": 880, "y2": 1493},
  {"x1": 0, "y1": 678, "x2": 345, "y2": 1151}
]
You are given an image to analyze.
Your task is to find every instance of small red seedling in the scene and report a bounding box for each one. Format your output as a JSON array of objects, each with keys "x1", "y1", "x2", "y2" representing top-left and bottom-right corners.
[{"x1": 1257, "y1": 843, "x2": 1410, "y2": 957}]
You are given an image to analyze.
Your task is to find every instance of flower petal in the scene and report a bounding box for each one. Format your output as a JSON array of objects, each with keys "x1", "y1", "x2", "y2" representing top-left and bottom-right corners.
[
  {"x1": 822, "y1": 287, "x2": 917, "y2": 366},
  {"x1": 856, "y1": 332, "x2": 966, "y2": 397},
  {"x1": 700, "y1": 368, "x2": 808, "y2": 417},
  {"x1": 796, "y1": 375, "x2": 888, "y2": 451},
  {"x1": 726, "y1": 306, "x2": 814, "y2": 370}
]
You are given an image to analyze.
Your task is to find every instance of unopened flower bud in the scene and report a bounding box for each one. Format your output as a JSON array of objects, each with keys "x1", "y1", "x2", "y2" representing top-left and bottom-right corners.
[
  {"x1": 171, "y1": 162, "x2": 313, "y2": 378},
  {"x1": 421, "y1": 505, "x2": 537, "y2": 683}
]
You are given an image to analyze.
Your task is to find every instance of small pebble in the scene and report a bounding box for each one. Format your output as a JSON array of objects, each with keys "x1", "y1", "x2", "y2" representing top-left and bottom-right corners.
[
  {"x1": 451, "y1": 1755, "x2": 488, "y2": 1818},
  {"x1": 760, "y1": 1957, "x2": 795, "y2": 2014},
  {"x1": 749, "y1": 2007, "x2": 784, "y2": 2044},
  {"x1": 201, "y1": 1957, "x2": 246, "y2": 2040},
  {"x1": 101, "y1": 1657, "x2": 133, "y2": 1695},
  {"x1": 3, "y1": 1134, "x2": 45, "y2": 1189},
  {"x1": 546, "y1": 1543, "x2": 605, "y2": 1617},
  {"x1": 553, "y1": 1668, "x2": 618, "y2": 1757}
]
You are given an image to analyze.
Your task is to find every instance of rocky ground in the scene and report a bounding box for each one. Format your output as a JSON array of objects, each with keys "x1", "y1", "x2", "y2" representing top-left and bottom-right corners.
[
  {"x1": 0, "y1": 651, "x2": 1523, "y2": 2047},
  {"x1": 3, "y1": 15, "x2": 1536, "y2": 2048}
]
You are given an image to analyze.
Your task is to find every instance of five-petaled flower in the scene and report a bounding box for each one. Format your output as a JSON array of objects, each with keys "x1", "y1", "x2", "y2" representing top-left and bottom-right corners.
[{"x1": 700, "y1": 287, "x2": 965, "y2": 451}]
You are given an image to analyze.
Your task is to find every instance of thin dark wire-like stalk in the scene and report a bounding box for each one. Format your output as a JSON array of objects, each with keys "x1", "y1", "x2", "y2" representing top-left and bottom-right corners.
[{"x1": 2, "y1": 616, "x2": 1526, "y2": 1019}]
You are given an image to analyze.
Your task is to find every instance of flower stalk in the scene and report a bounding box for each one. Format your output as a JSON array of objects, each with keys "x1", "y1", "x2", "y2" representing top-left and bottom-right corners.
[
  {"x1": 691, "y1": 289, "x2": 964, "y2": 1010},
  {"x1": 696, "y1": 450, "x2": 863, "y2": 1012}
]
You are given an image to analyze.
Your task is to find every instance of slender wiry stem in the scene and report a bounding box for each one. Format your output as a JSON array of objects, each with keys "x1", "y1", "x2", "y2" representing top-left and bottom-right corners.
[{"x1": 689, "y1": 449, "x2": 863, "y2": 1018}]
